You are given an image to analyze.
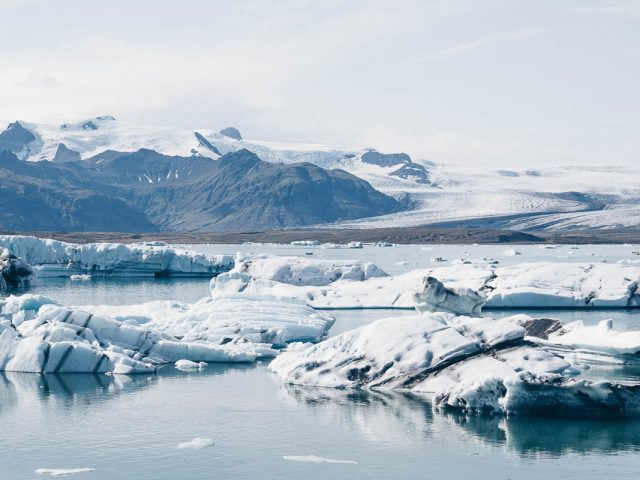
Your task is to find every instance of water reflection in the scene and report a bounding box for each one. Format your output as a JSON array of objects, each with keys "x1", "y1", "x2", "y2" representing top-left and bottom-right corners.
[
  {"x1": 0, "y1": 363, "x2": 258, "y2": 412},
  {"x1": 282, "y1": 384, "x2": 640, "y2": 457}
]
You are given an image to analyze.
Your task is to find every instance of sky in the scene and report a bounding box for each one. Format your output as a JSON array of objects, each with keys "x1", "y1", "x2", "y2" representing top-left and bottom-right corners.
[{"x1": 0, "y1": 0, "x2": 639, "y2": 167}]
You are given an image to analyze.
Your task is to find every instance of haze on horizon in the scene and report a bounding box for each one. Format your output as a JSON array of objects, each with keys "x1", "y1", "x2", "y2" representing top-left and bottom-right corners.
[{"x1": 0, "y1": 0, "x2": 638, "y2": 167}]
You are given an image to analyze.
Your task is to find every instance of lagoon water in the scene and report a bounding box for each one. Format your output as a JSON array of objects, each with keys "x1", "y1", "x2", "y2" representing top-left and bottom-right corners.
[{"x1": 2, "y1": 243, "x2": 640, "y2": 479}]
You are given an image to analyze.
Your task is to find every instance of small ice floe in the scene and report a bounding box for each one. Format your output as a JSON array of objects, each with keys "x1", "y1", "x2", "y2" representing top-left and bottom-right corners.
[
  {"x1": 431, "y1": 257, "x2": 447, "y2": 263},
  {"x1": 502, "y1": 248, "x2": 521, "y2": 256},
  {"x1": 396, "y1": 261, "x2": 409, "y2": 266},
  {"x1": 376, "y1": 241, "x2": 393, "y2": 247},
  {"x1": 35, "y1": 467, "x2": 95, "y2": 476},
  {"x1": 175, "y1": 359, "x2": 207, "y2": 371},
  {"x1": 290, "y1": 240, "x2": 319, "y2": 247},
  {"x1": 69, "y1": 274, "x2": 92, "y2": 281},
  {"x1": 283, "y1": 455, "x2": 357, "y2": 465},
  {"x1": 451, "y1": 258, "x2": 472, "y2": 265},
  {"x1": 176, "y1": 437, "x2": 215, "y2": 450}
]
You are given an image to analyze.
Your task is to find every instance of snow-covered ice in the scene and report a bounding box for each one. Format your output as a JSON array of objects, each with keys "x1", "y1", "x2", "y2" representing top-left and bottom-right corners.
[
  {"x1": 0, "y1": 236, "x2": 234, "y2": 278},
  {"x1": 175, "y1": 359, "x2": 207, "y2": 371},
  {"x1": 212, "y1": 256, "x2": 640, "y2": 310},
  {"x1": 271, "y1": 312, "x2": 640, "y2": 416},
  {"x1": 540, "y1": 318, "x2": 640, "y2": 357},
  {"x1": 0, "y1": 294, "x2": 334, "y2": 374}
]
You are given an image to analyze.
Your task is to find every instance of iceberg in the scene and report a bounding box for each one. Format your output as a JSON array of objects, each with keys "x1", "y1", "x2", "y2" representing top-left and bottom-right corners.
[
  {"x1": 270, "y1": 312, "x2": 640, "y2": 417},
  {"x1": 0, "y1": 235, "x2": 234, "y2": 278},
  {"x1": 0, "y1": 294, "x2": 334, "y2": 374},
  {"x1": 540, "y1": 318, "x2": 640, "y2": 357},
  {"x1": 414, "y1": 276, "x2": 486, "y2": 315},
  {"x1": 80, "y1": 297, "x2": 335, "y2": 347},
  {"x1": 0, "y1": 248, "x2": 33, "y2": 291},
  {"x1": 211, "y1": 256, "x2": 640, "y2": 310}
]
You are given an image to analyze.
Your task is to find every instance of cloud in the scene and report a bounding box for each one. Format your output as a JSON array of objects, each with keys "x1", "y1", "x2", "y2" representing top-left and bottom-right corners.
[
  {"x1": 17, "y1": 72, "x2": 62, "y2": 89},
  {"x1": 411, "y1": 30, "x2": 536, "y2": 64}
]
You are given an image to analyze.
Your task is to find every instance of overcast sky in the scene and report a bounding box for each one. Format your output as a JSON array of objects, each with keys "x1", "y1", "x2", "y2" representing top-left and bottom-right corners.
[{"x1": 1, "y1": 0, "x2": 639, "y2": 166}]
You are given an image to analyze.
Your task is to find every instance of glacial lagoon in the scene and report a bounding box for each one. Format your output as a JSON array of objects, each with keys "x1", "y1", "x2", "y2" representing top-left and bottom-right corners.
[{"x1": 2, "y1": 243, "x2": 640, "y2": 479}]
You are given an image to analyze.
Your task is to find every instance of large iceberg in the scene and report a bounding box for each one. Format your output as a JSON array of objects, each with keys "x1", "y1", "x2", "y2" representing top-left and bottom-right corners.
[
  {"x1": 0, "y1": 236, "x2": 234, "y2": 278},
  {"x1": 271, "y1": 312, "x2": 640, "y2": 417},
  {"x1": 0, "y1": 294, "x2": 334, "y2": 374},
  {"x1": 212, "y1": 256, "x2": 640, "y2": 309}
]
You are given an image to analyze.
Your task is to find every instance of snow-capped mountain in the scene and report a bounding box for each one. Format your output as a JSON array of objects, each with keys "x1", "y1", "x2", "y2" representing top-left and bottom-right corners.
[{"x1": 1, "y1": 116, "x2": 639, "y2": 233}]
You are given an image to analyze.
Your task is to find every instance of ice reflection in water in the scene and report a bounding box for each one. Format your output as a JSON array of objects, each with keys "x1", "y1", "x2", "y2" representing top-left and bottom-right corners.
[{"x1": 1, "y1": 361, "x2": 640, "y2": 479}]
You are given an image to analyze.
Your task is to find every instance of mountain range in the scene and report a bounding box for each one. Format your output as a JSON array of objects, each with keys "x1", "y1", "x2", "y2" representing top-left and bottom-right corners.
[{"x1": 1, "y1": 116, "x2": 639, "y2": 233}]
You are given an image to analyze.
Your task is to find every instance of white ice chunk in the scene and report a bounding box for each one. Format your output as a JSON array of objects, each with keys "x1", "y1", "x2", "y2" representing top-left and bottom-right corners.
[
  {"x1": 35, "y1": 467, "x2": 95, "y2": 476},
  {"x1": 283, "y1": 455, "x2": 357, "y2": 464},
  {"x1": 544, "y1": 318, "x2": 640, "y2": 356},
  {"x1": 176, "y1": 438, "x2": 215, "y2": 450},
  {"x1": 175, "y1": 359, "x2": 207, "y2": 371}
]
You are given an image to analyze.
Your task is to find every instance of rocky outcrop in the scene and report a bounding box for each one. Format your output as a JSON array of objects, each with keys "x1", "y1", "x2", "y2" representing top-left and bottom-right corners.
[
  {"x1": 53, "y1": 143, "x2": 81, "y2": 163},
  {"x1": 361, "y1": 150, "x2": 430, "y2": 184},
  {"x1": 0, "y1": 248, "x2": 33, "y2": 291},
  {"x1": 219, "y1": 127, "x2": 242, "y2": 140},
  {"x1": 0, "y1": 121, "x2": 35, "y2": 156}
]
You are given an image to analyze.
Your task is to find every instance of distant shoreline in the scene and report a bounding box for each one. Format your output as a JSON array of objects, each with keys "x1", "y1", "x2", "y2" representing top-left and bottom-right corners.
[{"x1": 2, "y1": 227, "x2": 638, "y2": 245}]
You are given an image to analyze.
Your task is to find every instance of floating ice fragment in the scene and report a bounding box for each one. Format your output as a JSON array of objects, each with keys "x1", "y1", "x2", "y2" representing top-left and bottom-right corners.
[
  {"x1": 283, "y1": 455, "x2": 357, "y2": 465},
  {"x1": 69, "y1": 274, "x2": 91, "y2": 281},
  {"x1": 503, "y1": 248, "x2": 521, "y2": 256},
  {"x1": 177, "y1": 437, "x2": 215, "y2": 450},
  {"x1": 175, "y1": 359, "x2": 207, "y2": 371},
  {"x1": 35, "y1": 467, "x2": 95, "y2": 476}
]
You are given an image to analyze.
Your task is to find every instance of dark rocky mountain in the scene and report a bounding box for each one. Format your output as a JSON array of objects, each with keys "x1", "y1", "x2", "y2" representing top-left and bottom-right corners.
[
  {"x1": 0, "y1": 122, "x2": 35, "y2": 155},
  {"x1": 219, "y1": 127, "x2": 242, "y2": 140},
  {"x1": 53, "y1": 143, "x2": 82, "y2": 163},
  {"x1": 0, "y1": 149, "x2": 403, "y2": 232},
  {"x1": 361, "y1": 150, "x2": 430, "y2": 184}
]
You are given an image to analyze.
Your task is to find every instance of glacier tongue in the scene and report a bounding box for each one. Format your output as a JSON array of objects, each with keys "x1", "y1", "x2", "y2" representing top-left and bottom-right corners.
[{"x1": 0, "y1": 235, "x2": 234, "y2": 278}]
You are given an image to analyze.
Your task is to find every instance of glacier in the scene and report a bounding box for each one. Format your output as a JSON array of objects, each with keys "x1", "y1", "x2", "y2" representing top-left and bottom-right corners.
[
  {"x1": 0, "y1": 235, "x2": 234, "y2": 278},
  {"x1": 0, "y1": 294, "x2": 334, "y2": 374}
]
